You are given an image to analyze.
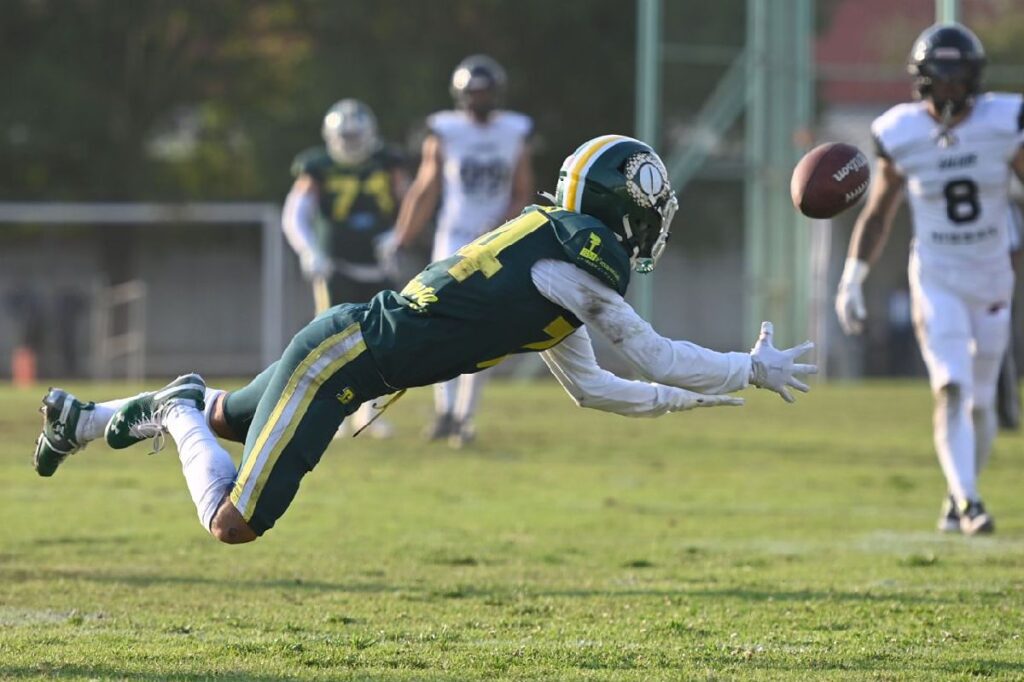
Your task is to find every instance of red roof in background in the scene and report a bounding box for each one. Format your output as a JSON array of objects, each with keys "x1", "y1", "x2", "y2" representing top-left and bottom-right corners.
[{"x1": 816, "y1": 0, "x2": 998, "y2": 106}]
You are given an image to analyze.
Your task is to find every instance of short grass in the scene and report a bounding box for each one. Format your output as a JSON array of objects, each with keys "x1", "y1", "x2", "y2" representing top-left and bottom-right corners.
[{"x1": 1, "y1": 379, "x2": 1023, "y2": 680}]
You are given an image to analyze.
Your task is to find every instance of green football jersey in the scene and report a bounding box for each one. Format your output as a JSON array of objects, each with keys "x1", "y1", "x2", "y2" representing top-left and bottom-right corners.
[
  {"x1": 291, "y1": 146, "x2": 404, "y2": 265},
  {"x1": 359, "y1": 205, "x2": 631, "y2": 389}
]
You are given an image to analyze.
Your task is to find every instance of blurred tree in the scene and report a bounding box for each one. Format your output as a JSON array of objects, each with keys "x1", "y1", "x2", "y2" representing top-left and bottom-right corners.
[
  {"x1": 0, "y1": 1, "x2": 307, "y2": 199},
  {"x1": 0, "y1": 0, "x2": 925, "y2": 226},
  {"x1": 0, "y1": 0, "x2": 637, "y2": 202}
]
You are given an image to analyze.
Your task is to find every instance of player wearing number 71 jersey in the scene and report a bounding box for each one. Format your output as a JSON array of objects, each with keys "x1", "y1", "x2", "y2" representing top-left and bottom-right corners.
[
  {"x1": 835, "y1": 23, "x2": 1024, "y2": 535},
  {"x1": 32, "y1": 135, "x2": 816, "y2": 545}
]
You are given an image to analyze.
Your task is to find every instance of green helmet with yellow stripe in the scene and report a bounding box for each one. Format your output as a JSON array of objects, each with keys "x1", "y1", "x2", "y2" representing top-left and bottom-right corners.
[{"x1": 554, "y1": 135, "x2": 678, "y2": 273}]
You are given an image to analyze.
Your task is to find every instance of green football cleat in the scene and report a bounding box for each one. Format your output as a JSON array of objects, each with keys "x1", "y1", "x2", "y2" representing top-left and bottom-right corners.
[
  {"x1": 104, "y1": 374, "x2": 206, "y2": 450},
  {"x1": 33, "y1": 388, "x2": 95, "y2": 477}
]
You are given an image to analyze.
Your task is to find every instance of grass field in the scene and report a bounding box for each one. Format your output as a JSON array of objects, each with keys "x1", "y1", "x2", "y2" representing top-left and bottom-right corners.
[{"x1": 2, "y1": 379, "x2": 1023, "y2": 680}]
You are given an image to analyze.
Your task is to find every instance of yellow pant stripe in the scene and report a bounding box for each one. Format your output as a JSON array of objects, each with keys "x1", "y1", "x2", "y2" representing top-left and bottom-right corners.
[{"x1": 230, "y1": 322, "x2": 366, "y2": 519}]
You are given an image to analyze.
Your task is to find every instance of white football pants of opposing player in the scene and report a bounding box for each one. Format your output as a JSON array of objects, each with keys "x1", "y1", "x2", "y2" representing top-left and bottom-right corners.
[
  {"x1": 909, "y1": 253, "x2": 1013, "y2": 504},
  {"x1": 431, "y1": 229, "x2": 491, "y2": 439}
]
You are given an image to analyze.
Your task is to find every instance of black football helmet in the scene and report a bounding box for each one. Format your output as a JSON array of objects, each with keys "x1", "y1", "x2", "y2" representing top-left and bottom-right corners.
[
  {"x1": 907, "y1": 23, "x2": 986, "y2": 116},
  {"x1": 450, "y1": 54, "x2": 506, "y2": 118}
]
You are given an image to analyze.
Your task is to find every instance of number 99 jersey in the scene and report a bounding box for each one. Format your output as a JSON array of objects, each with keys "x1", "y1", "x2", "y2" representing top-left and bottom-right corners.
[
  {"x1": 872, "y1": 93, "x2": 1024, "y2": 291},
  {"x1": 428, "y1": 109, "x2": 533, "y2": 259}
]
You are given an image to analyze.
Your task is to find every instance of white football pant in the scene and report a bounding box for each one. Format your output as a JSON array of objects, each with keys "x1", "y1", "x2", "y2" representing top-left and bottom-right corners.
[{"x1": 911, "y1": 265, "x2": 1011, "y2": 504}]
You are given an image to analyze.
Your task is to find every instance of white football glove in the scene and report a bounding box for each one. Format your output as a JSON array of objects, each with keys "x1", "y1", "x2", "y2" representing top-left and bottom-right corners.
[
  {"x1": 373, "y1": 229, "x2": 402, "y2": 283},
  {"x1": 748, "y1": 321, "x2": 817, "y2": 403},
  {"x1": 666, "y1": 387, "x2": 744, "y2": 411},
  {"x1": 835, "y1": 258, "x2": 869, "y2": 335},
  {"x1": 300, "y1": 250, "x2": 333, "y2": 281}
]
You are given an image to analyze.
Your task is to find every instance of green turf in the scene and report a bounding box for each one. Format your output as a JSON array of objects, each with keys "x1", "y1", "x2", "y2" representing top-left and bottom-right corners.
[{"x1": 1, "y1": 379, "x2": 1023, "y2": 680}]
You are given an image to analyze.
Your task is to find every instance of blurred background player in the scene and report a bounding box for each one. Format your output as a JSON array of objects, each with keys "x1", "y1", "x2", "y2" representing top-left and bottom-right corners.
[
  {"x1": 996, "y1": 202, "x2": 1022, "y2": 431},
  {"x1": 282, "y1": 98, "x2": 409, "y2": 438},
  {"x1": 835, "y1": 23, "x2": 1024, "y2": 535},
  {"x1": 390, "y1": 55, "x2": 535, "y2": 447}
]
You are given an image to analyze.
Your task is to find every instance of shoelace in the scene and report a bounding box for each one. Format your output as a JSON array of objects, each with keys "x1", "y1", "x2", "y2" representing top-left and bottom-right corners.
[
  {"x1": 146, "y1": 399, "x2": 203, "y2": 454},
  {"x1": 125, "y1": 416, "x2": 166, "y2": 454}
]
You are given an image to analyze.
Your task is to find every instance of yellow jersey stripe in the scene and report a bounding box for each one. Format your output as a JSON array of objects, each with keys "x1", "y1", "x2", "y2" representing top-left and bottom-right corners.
[
  {"x1": 564, "y1": 135, "x2": 629, "y2": 212},
  {"x1": 230, "y1": 322, "x2": 365, "y2": 517}
]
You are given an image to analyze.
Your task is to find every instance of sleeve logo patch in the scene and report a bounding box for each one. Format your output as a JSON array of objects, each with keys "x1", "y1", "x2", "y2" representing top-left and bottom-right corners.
[
  {"x1": 579, "y1": 233, "x2": 603, "y2": 262},
  {"x1": 400, "y1": 277, "x2": 438, "y2": 312},
  {"x1": 576, "y1": 232, "x2": 621, "y2": 286}
]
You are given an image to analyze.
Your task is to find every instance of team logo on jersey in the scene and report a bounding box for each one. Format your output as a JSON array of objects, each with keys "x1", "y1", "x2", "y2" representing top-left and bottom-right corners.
[
  {"x1": 933, "y1": 129, "x2": 958, "y2": 148},
  {"x1": 624, "y1": 152, "x2": 671, "y2": 210}
]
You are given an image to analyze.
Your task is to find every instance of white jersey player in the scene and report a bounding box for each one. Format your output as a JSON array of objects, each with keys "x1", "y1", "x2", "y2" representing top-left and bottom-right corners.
[
  {"x1": 835, "y1": 23, "x2": 1024, "y2": 535},
  {"x1": 427, "y1": 108, "x2": 533, "y2": 261},
  {"x1": 392, "y1": 54, "x2": 535, "y2": 447}
]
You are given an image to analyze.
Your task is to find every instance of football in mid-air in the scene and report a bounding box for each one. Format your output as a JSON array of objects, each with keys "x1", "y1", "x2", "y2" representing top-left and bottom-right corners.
[{"x1": 790, "y1": 142, "x2": 870, "y2": 219}]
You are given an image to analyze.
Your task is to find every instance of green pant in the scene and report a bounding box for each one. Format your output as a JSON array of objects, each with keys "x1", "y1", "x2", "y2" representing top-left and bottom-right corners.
[{"x1": 223, "y1": 303, "x2": 391, "y2": 535}]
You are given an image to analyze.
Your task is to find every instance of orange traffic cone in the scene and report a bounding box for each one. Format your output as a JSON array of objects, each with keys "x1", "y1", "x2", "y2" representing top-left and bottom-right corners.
[{"x1": 12, "y1": 346, "x2": 37, "y2": 388}]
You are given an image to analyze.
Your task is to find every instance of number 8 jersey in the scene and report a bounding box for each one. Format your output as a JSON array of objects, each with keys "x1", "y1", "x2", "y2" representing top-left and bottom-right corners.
[
  {"x1": 428, "y1": 109, "x2": 533, "y2": 260},
  {"x1": 872, "y1": 93, "x2": 1024, "y2": 285}
]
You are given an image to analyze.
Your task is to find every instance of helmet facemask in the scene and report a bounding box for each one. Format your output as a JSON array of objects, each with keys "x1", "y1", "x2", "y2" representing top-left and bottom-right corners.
[
  {"x1": 913, "y1": 59, "x2": 981, "y2": 117},
  {"x1": 627, "y1": 192, "x2": 677, "y2": 274},
  {"x1": 450, "y1": 55, "x2": 506, "y2": 121},
  {"x1": 621, "y1": 151, "x2": 678, "y2": 274}
]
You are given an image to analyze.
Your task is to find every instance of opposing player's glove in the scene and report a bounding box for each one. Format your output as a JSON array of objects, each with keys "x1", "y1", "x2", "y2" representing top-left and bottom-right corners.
[
  {"x1": 835, "y1": 258, "x2": 869, "y2": 335},
  {"x1": 374, "y1": 229, "x2": 402, "y2": 283},
  {"x1": 300, "y1": 250, "x2": 333, "y2": 281},
  {"x1": 748, "y1": 321, "x2": 817, "y2": 403}
]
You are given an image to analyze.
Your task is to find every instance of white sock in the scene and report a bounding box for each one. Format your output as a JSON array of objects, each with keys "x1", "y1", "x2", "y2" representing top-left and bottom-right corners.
[
  {"x1": 352, "y1": 402, "x2": 375, "y2": 429},
  {"x1": 435, "y1": 379, "x2": 456, "y2": 416},
  {"x1": 973, "y1": 405, "x2": 997, "y2": 475},
  {"x1": 202, "y1": 388, "x2": 226, "y2": 429},
  {"x1": 76, "y1": 397, "x2": 133, "y2": 443},
  {"x1": 162, "y1": 405, "x2": 237, "y2": 531},
  {"x1": 933, "y1": 385, "x2": 977, "y2": 504},
  {"x1": 453, "y1": 372, "x2": 487, "y2": 423}
]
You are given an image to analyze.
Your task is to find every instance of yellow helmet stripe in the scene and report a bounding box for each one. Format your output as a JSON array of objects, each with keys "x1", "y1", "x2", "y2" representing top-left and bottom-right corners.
[{"x1": 564, "y1": 134, "x2": 631, "y2": 212}]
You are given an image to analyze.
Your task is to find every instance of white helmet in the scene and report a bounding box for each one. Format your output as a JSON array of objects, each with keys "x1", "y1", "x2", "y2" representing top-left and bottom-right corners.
[{"x1": 322, "y1": 99, "x2": 380, "y2": 165}]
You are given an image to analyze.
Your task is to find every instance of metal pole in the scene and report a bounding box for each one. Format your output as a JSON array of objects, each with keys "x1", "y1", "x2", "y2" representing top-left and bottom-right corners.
[
  {"x1": 792, "y1": 0, "x2": 814, "y2": 344},
  {"x1": 634, "y1": 0, "x2": 661, "y2": 320},
  {"x1": 744, "y1": 0, "x2": 814, "y2": 347},
  {"x1": 744, "y1": 0, "x2": 768, "y2": 341},
  {"x1": 936, "y1": 0, "x2": 959, "y2": 22},
  {"x1": 262, "y1": 208, "x2": 285, "y2": 367}
]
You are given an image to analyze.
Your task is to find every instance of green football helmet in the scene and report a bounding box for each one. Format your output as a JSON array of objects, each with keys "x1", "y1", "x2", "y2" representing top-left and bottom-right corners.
[{"x1": 554, "y1": 135, "x2": 678, "y2": 273}]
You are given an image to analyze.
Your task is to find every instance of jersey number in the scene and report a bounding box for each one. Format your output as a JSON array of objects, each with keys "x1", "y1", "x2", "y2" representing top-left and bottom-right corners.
[
  {"x1": 943, "y1": 178, "x2": 980, "y2": 224},
  {"x1": 326, "y1": 171, "x2": 394, "y2": 221},
  {"x1": 446, "y1": 209, "x2": 550, "y2": 282},
  {"x1": 460, "y1": 157, "x2": 510, "y2": 195}
]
